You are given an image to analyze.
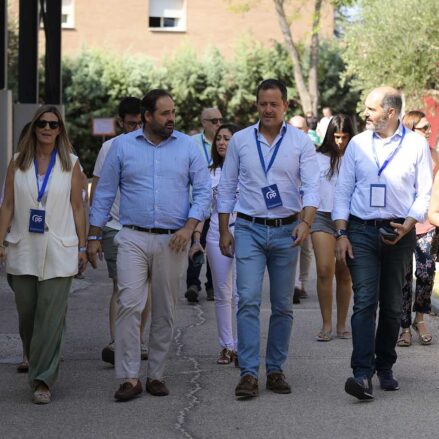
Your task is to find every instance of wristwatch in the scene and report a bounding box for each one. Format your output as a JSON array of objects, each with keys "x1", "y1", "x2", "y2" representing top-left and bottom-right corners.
[{"x1": 335, "y1": 229, "x2": 348, "y2": 239}]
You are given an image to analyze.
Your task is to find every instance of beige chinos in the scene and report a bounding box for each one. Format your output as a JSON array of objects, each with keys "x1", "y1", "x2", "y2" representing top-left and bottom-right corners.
[
  {"x1": 8, "y1": 274, "x2": 72, "y2": 390},
  {"x1": 114, "y1": 227, "x2": 188, "y2": 380}
]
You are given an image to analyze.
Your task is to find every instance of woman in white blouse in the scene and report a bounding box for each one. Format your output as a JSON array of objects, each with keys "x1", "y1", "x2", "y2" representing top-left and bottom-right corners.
[{"x1": 310, "y1": 115, "x2": 355, "y2": 341}]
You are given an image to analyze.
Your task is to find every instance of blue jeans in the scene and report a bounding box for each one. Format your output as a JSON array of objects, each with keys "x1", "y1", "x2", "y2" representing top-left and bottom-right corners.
[
  {"x1": 347, "y1": 221, "x2": 415, "y2": 379},
  {"x1": 234, "y1": 217, "x2": 299, "y2": 378}
]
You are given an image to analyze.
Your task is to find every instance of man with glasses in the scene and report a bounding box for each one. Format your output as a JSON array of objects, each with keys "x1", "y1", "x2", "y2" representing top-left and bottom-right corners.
[
  {"x1": 90, "y1": 97, "x2": 150, "y2": 366},
  {"x1": 185, "y1": 107, "x2": 223, "y2": 303}
]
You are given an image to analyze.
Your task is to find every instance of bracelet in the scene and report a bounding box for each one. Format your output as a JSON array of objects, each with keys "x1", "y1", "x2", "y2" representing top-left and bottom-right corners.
[
  {"x1": 301, "y1": 219, "x2": 311, "y2": 228},
  {"x1": 78, "y1": 247, "x2": 87, "y2": 253},
  {"x1": 87, "y1": 235, "x2": 102, "y2": 241}
]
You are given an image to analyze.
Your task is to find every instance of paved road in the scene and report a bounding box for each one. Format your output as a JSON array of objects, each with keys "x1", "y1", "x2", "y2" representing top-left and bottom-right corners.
[{"x1": 1, "y1": 260, "x2": 439, "y2": 439}]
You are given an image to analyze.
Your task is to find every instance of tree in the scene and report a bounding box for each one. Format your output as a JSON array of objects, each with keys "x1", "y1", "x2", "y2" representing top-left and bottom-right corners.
[{"x1": 341, "y1": 0, "x2": 439, "y2": 108}]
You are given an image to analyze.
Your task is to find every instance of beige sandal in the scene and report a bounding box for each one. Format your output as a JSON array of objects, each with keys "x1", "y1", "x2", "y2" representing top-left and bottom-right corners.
[
  {"x1": 412, "y1": 321, "x2": 432, "y2": 345},
  {"x1": 397, "y1": 328, "x2": 412, "y2": 347}
]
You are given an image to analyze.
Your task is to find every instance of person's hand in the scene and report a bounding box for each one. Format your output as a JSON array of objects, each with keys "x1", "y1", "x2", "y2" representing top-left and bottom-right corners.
[
  {"x1": 0, "y1": 246, "x2": 6, "y2": 264},
  {"x1": 87, "y1": 240, "x2": 102, "y2": 268},
  {"x1": 189, "y1": 240, "x2": 204, "y2": 259},
  {"x1": 291, "y1": 222, "x2": 309, "y2": 247},
  {"x1": 335, "y1": 237, "x2": 354, "y2": 265},
  {"x1": 169, "y1": 226, "x2": 192, "y2": 253},
  {"x1": 78, "y1": 252, "x2": 88, "y2": 274},
  {"x1": 381, "y1": 221, "x2": 412, "y2": 246},
  {"x1": 219, "y1": 230, "x2": 235, "y2": 258}
]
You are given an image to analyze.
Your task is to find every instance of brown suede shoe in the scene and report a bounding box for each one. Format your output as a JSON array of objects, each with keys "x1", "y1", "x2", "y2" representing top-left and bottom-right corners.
[
  {"x1": 114, "y1": 380, "x2": 142, "y2": 401},
  {"x1": 266, "y1": 372, "x2": 291, "y2": 394},
  {"x1": 146, "y1": 378, "x2": 169, "y2": 396},
  {"x1": 235, "y1": 374, "x2": 259, "y2": 398}
]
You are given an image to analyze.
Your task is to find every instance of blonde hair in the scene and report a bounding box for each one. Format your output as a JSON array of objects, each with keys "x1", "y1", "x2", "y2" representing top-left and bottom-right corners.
[
  {"x1": 15, "y1": 105, "x2": 74, "y2": 172},
  {"x1": 402, "y1": 110, "x2": 425, "y2": 131}
]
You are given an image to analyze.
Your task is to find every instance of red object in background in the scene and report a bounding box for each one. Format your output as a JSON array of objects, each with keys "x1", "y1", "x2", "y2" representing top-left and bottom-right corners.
[{"x1": 423, "y1": 95, "x2": 439, "y2": 148}]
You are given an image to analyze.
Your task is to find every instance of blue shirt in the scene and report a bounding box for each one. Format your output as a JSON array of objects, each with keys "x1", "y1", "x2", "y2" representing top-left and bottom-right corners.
[
  {"x1": 192, "y1": 132, "x2": 212, "y2": 165},
  {"x1": 217, "y1": 121, "x2": 320, "y2": 218},
  {"x1": 89, "y1": 128, "x2": 212, "y2": 229},
  {"x1": 332, "y1": 123, "x2": 432, "y2": 222}
]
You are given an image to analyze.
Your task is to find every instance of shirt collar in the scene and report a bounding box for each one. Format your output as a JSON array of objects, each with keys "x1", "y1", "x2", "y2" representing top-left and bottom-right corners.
[
  {"x1": 136, "y1": 129, "x2": 177, "y2": 146},
  {"x1": 372, "y1": 120, "x2": 404, "y2": 142},
  {"x1": 201, "y1": 132, "x2": 211, "y2": 145},
  {"x1": 255, "y1": 121, "x2": 288, "y2": 138}
]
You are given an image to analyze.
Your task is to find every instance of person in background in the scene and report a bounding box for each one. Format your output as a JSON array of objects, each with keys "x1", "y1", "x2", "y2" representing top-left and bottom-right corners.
[
  {"x1": 0, "y1": 106, "x2": 87, "y2": 404},
  {"x1": 185, "y1": 107, "x2": 223, "y2": 303},
  {"x1": 397, "y1": 111, "x2": 435, "y2": 347},
  {"x1": 90, "y1": 97, "x2": 151, "y2": 365},
  {"x1": 306, "y1": 116, "x2": 321, "y2": 146},
  {"x1": 317, "y1": 107, "x2": 333, "y2": 140},
  {"x1": 311, "y1": 115, "x2": 355, "y2": 342},
  {"x1": 190, "y1": 123, "x2": 241, "y2": 365}
]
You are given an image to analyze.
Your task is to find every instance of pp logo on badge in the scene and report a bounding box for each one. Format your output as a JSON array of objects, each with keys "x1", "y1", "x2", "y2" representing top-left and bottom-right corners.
[
  {"x1": 266, "y1": 188, "x2": 278, "y2": 200},
  {"x1": 32, "y1": 214, "x2": 43, "y2": 223},
  {"x1": 261, "y1": 184, "x2": 283, "y2": 210}
]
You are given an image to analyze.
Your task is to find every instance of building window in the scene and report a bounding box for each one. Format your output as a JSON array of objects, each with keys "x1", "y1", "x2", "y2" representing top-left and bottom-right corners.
[
  {"x1": 149, "y1": 0, "x2": 186, "y2": 31},
  {"x1": 62, "y1": 0, "x2": 74, "y2": 29}
]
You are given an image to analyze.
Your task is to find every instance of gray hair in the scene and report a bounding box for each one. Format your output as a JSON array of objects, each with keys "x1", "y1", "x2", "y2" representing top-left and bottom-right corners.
[{"x1": 382, "y1": 92, "x2": 402, "y2": 115}]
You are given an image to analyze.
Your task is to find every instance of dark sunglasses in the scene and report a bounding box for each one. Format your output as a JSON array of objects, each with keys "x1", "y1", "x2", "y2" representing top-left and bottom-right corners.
[
  {"x1": 414, "y1": 124, "x2": 431, "y2": 132},
  {"x1": 203, "y1": 118, "x2": 223, "y2": 125},
  {"x1": 36, "y1": 120, "x2": 60, "y2": 129}
]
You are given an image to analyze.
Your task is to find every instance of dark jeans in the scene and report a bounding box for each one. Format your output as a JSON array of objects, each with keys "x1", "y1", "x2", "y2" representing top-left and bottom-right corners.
[
  {"x1": 347, "y1": 221, "x2": 415, "y2": 379},
  {"x1": 186, "y1": 219, "x2": 213, "y2": 291}
]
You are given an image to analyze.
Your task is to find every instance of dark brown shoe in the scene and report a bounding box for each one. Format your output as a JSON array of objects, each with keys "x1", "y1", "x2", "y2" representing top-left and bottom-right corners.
[
  {"x1": 266, "y1": 372, "x2": 291, "y2": 394},
  {"x1": 146, "y1": 378, "x2": 169, "y2": 396},
  {"x1": 235, "y1": 374, "x2": 259, "y2": 398},
  {"x1": 293, "y1": 287, "x2": 301, "y2": 304},
  {"x1": 114, "y1": 380, "x2": 142, "y2": 401}
]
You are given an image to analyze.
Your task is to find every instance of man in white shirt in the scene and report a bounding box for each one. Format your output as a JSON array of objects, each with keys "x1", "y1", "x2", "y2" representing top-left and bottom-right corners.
[
  {"x1": 185, "y1": 107, "x2": 223, "y2": 303},
  {"x1": 218, "y1": 79, "x2": 319, "y2": 398},
  {"x1": 333, "y1": 87, "x2": 432, "y2": 401},
  {"x1": 316, "y1": 106, "x2": 332, "y2": 140},
  {"x1": 90, "y1": 97, "x2": 149, "y2": 365}
]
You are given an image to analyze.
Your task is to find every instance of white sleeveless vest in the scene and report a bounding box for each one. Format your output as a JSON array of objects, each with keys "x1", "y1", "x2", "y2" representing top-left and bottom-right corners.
[{"x1": 6, "y1": 153, "x2": 79, "y2": 280}]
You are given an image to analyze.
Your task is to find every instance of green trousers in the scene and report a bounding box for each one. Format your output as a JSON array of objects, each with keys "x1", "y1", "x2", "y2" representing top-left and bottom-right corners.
[{"x1": 7, "y1": 274, "x2": 72, "y2": 391}]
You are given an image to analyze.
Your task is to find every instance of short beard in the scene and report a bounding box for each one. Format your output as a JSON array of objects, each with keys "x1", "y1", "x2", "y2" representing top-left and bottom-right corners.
[
  {"x1": 151, "y1": 125, "x2": 173, "y2": 140},
  {"x1": 366, "y1": 114, "x2": 388, "y2": 133}
]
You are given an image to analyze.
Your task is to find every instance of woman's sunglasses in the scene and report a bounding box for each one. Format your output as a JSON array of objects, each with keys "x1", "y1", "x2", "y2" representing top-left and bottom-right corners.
[{"x1": 35, "y1": 120, "x2": 60, "y2": 130}]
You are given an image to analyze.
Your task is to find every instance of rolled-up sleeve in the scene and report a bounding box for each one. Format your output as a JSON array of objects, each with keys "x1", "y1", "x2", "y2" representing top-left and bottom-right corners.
[
  {"x1": 332, "y1": 141, "x2": 356, "y2": 221},
  {"x1": 300, "y1": 138, "x2": 320, "y2": 208},
  {"x1": 188, "y1": 144, "x2": 212, "y2": 221},
  {"x1": 89, "y1": 139, "x2": 121, "y2": 227},
  {"x1": 408, "y1": 140, "x2": 432, "y2": 222},
  {"x1": 217, "y1": 136, "x2": 240, "y2": 213}
]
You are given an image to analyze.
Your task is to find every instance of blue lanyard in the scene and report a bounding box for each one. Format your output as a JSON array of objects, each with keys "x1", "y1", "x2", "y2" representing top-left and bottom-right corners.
[
  {"x1": 372, "y1": 126, "x2": 406, "y2": 177},
  {"x1": 254, "y1": 126, "x2": 286, "y2": 175},
  {"x1": 201, "y1": 136, "x2": 212, "y2": 165},
  {"x1": 34, "y1": 149, "x2": 57, "y2": 203}
]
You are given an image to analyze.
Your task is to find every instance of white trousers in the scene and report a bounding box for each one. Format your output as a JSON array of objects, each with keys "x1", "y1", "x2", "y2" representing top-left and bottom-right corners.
[
  {"x1": 295, "y1": 234, "x2": 313, "y2": 288},
  {"x1": 206, "y1": 239, "x2": 238, "y2": 350},
  {"x1": 114, "y1": 227, "x2": 187, "y2": 380}
]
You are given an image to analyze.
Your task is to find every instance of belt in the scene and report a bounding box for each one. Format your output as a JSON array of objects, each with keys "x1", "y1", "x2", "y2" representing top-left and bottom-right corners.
[
  {"x1": 237, "y1": 212, "x2": 298, "y2": 227},
  {"x1": 124, "y1": 225, "x2": 177, "y2": 235},
  {"x1": 349, "y1": 215, "x2": 404, "y2": 228}
]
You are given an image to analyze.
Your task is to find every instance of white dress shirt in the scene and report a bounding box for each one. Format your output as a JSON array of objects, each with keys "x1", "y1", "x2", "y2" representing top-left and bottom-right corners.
[
  {"x1": 332, "y1": 123, "x2": 432, "y2": 222},
  {"x1": 217, "y1": 121, "x2": 320, "y2": 218}
]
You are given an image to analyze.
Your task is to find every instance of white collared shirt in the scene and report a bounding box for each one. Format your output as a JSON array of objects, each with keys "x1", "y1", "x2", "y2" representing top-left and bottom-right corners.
[
  {"x1": 332, "y1": 124, "x2": 432, "y2": 222},
  {"x1": 217, "y1": 121, "x2": 320, "y2": 218}
]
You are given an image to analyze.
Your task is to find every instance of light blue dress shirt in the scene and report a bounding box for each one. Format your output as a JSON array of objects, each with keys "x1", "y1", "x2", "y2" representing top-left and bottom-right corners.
[
  {"x1": 89, "y1": 128, "x2": 212, "y2": 229},
  {"x1": 192, "y1": 132, "x2": 212, "y2": 165},
  {"x1": 332, "y1": 123, "x2": 432, "y2": 222},
  {"x1": 217, "y1": 121, "x2": 320, "y2": 218}
]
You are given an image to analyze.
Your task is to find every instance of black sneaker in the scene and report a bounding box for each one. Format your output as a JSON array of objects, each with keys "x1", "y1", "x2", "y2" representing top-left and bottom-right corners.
[
  {"x1": 377, "y1": 370, "x2": 399, "y2": 391},
  {"x1": 185, "y1": 285, "x2": 199, "y2": 303},
  {"x1": 206, "y1": 287, "x2": 215, "y2": 301},
  {"x1": 102, "y1": 342, "x2": 115, "y2": 365},
  {"x1": 345, "y1": 376, "x2": 374, "y2": 401},
  {"x1": 293, "y1": 287, "x2": 301, "y2": 304}
]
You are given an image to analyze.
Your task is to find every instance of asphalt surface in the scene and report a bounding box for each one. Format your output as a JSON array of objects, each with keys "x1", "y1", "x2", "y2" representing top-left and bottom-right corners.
[{"x1": 1, "y1": 258, "x2": 439, "y2": 439}]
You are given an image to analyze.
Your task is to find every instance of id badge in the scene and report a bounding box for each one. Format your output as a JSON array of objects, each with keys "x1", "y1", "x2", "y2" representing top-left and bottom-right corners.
[
  {"x1": 370, "y1": 184, "x2": 386, "y2": 208},
  {"x1": 261, "y1": 184, "x2": 283, "y2": 209},
  {"x1": 29, "y1": 209, "x2": 46, "y2": 233}
]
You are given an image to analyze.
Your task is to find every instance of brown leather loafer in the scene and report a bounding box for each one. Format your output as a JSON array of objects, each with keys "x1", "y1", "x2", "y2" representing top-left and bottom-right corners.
[
  {"x1": 266, "y1": 372, "x2": 291, "y2": 394},
  {"x1": 114, "y1": 380, "x2": 142, "y2": 401},
  {"x1": 235, "y1": 374, "x2": 259, "y2": 398},
  {"x1": 146, "y1": 378, "x2": 169, "y2": 396}
]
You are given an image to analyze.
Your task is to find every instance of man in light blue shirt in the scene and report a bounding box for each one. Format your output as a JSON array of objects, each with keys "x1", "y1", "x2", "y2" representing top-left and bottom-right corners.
[
  {"x1": 217, "y1": 79, "x2": 319, "y2": 398},
  {"x1": 334, "y1": 86, "x2": 432, "y2": 401},
  {"x1": 88, "y1": 89, "x2": 211, "y2": 401},
  {"x1": 185, "y1": 107, "x2": 223, "y2": 303}
]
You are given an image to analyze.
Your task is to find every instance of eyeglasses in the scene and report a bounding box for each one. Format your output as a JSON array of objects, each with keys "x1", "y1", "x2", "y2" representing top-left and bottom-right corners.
[
  {"x1": 36, "y1": 120, "x2": 60, "y2": 129},
  {"x1": 414, "y1": 124, "x2": 431, "y2": 133},
  {"x1": 124, "y1": 121, "x2": 142, "y2": 129},
  {"x1": 203, "y1": 118, "x2": 223, "y2": 125}
]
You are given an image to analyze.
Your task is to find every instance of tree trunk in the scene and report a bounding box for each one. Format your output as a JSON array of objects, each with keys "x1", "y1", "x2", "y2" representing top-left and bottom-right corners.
[{"x1": 273, "y1": 0, "x2": 323, "y2": 116}]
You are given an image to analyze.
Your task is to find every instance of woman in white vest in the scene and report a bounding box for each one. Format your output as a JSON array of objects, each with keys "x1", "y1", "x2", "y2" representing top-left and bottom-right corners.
[{"x1": 0, "y1": 106, "x2": 87, "y2": 404}]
